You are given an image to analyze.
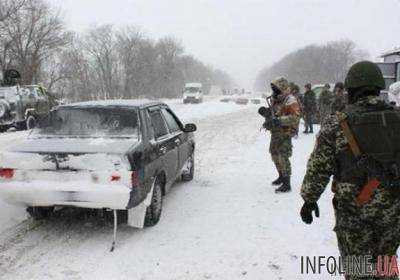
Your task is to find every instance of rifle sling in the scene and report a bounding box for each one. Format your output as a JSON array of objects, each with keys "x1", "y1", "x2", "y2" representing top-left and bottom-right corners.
[
  {"x1": 337, "y1": 114, "x2": 361, "y2": 157},
  {"x1": 336, "y1": 113, "x2": 380, "y2": 206}
]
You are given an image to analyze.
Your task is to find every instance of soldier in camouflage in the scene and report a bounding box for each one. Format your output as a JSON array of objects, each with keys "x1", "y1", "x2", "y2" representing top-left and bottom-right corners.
[
  {"x1": 331, "y1": 82, "x2": 347, "y2": 113},
  {"x1": 268, "y1": 77, "x2": 301, "y2": 193},
  {"x1": 302, "y1": 83, "x2": 317, "y2": 134},
  {"x1": 300, "y1": 61, "x2": 400, "y2": 279},
  {"x1": 318, "y1": 83, "x2": 333, "y2": 124},
  {"x1": 289, "y1": 82, "x2": 303, "y2": 136}
]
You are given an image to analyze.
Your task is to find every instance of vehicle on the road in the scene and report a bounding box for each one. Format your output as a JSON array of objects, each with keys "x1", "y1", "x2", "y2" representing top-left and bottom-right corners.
[
  {"x1": 311, "y1": 84, "x2": 335, "y2": 100},
  {"x1": 0, "y1": 100, "x2": 197, "y2": 229},
  {"x1": 0, "y1": 85, "x2": 57, "y2": 132},
  {"x1": 235, "y1": 97, "x2": 249, "y2": 105},
  {"x1": 250, "y1": 98, "x2": 261, "y2": 105},
  {"x1": 220, "y1": 97, "x2": 231, "y2": 103},
  {"x1": 183, "y1": 83, "x2": 203, "y2": 104}
]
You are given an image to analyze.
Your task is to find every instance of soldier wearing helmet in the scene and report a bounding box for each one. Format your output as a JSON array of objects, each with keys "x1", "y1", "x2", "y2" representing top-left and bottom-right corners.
[
  {"x1": 267, "y1": 77, "x2": 301, "y2": 193},
  {"x1": 318, "y1": 83, "x2": 333, "y2": 124},
  {"x1": 331, "y1": 82, "x2": 347, "y2": 113},
  {"x1": 302, "y1": 83, "x2": 316, "y2": 134},
  {"x1": 300, "y1": 61, "x2": 400, "y2": 279}
]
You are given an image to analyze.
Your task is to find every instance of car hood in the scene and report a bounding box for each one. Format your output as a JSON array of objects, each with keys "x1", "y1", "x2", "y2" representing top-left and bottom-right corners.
[{"x1": 10, "y1": 137, "x2": 138, "y2": 155}]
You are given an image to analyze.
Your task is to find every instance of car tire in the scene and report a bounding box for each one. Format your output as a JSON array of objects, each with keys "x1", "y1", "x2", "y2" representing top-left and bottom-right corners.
[
  {"x1": 27, "y1": 206, "x2": 54, "y2": 220},
  {"x1": 26, "y1": 115, "x2": 36, "y2": 130},
  {"x1": 144, "y1": 179, "x2": 163, "y2": 227},
  {"x1": 181, "y1": 152, "x2": 194, "y2": 181}
]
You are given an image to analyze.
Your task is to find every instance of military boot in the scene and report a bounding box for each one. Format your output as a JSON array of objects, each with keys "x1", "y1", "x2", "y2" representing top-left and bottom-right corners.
[
  {"x1": 275, "y1": 177, "x2": 291, "y2": 193},
  {"x1": 272, "y1": 172, "x2": 283, "y2": 185}
]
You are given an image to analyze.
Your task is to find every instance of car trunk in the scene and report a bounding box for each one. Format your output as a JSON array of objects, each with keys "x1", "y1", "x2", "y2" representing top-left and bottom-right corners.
[{"x1": 0, "y1": 138, "x2": 138, "y2": 209}]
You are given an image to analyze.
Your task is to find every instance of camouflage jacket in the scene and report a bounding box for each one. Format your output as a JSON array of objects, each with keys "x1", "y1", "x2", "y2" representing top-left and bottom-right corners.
[
  {"x1": 303, "y1": 90, "x2": 316, "y2": 113},
  {"x1": 318, "y1": 89, "x2": 333, "y2": 109},
  {"x1": 271, "y1": 94, "x2": 301, "y2": 136},
  {"x1": 301, "y1": 96, "x2": 400, "y2": 228},
  {"x1": 330, "y1": 93, "x2": 347, "y2": 113}
]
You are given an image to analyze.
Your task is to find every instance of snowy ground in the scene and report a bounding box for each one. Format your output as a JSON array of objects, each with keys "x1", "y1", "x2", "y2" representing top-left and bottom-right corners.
[{"x1": 0, "y1": 97, "x2": 342, "y2": 279}]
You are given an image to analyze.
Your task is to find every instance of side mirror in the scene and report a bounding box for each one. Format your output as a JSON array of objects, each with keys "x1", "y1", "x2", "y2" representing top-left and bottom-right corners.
[{"x1": 183, "y1": 123, "x2": 197, "y2": 133}]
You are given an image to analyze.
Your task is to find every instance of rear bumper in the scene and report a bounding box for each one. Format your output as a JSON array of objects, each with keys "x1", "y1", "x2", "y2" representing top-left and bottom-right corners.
[{"x1": 0, "y1": 180, "x2": 132, "y2": 210}]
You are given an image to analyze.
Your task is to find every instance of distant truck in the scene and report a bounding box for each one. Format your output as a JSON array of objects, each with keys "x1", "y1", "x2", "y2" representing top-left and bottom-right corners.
[
  {"x1": 183, "y1": 83, "x2": 203, "y2": 104},
  {"x1": 0, "y1": 69, "x2": 58, "y2": 132}
]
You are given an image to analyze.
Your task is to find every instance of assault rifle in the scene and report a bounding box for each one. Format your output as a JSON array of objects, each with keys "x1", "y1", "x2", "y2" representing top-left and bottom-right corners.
[
  {"x1": 258, "y1": 96, "x2": 276, "y2": 130},
  {"x1": 337, "y1": 113, "x2": 400, "y2": 205}
]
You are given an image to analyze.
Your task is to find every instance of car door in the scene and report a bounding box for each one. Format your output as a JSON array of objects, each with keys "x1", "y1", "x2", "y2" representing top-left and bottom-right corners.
[
  {"x1": 148, "y1": 107, "x2": 179, "y2": 188},
  {"x1": 160, "y1": 107, "x2": 190, "y2": 170}
]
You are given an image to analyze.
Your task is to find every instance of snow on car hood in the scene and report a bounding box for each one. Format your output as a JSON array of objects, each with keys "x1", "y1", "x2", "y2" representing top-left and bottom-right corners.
[{"x1": 9, "y1": 137, "x2": 138, "y2": 154}]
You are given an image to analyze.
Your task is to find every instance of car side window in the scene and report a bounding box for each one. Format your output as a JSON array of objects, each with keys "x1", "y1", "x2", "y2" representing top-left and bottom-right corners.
[
  {"x1": 144, "y1": 110, "x2": 155, "y2": 140},
  {"x1": 149, "y1": 109, "x2": 169, "y2": 139},
  {"x1": 161, "y1": 108, "x2": 181, "y2": 133}
]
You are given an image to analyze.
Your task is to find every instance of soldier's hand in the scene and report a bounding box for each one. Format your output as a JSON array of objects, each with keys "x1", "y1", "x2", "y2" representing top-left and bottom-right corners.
[
  {"x1": 300, "y1": 202, "x2": 319, "y2": 224},
  {"x1": 271, "y1": 118, "x2": 281, "y2": 127}
]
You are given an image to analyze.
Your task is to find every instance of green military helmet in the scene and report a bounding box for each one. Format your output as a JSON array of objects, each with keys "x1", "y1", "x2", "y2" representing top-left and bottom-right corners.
[
  {"x1": 344, "y1": 61, "x2": 385, "y2": 90},
  {"x1": 289, "y1": 82, "x2": 300, "y2": 93},
  {"x1": 271, "y1": 77, "x2": 289, "y2": 92}
]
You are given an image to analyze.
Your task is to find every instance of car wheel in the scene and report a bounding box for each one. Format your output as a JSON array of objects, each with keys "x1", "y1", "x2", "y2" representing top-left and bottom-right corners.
[
  {"x1": 26, "y1": 115, "x2": 36, "y2": 130},
  {"x1": 144, "y1": 179, "x2": 163, "y2": 227},
  {"x1": 27, "y1": 206, "x2": 54, "y2": 220},
  {"x1": 181, "y1": 152, "x2": 194, "y2": 181}
]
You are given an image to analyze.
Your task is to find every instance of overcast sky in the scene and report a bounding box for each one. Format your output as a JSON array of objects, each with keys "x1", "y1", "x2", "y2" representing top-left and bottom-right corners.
[{"x1": 59, "y1": 0, "x2": 400, "y2": 88}]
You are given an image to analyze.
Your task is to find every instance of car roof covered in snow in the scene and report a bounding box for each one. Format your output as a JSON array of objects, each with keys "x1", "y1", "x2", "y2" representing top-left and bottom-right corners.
[{"x1": 60, "y1": 99, "x2": 166, "y2": 109}]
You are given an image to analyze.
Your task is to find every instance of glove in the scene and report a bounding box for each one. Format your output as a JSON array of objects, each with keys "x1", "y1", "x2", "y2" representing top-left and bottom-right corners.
[{"x1": 300, "y1": 202, "x2": 319, "y2": 224}]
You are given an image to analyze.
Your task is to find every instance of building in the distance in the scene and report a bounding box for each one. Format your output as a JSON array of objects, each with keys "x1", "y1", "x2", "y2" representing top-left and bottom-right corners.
[{"x1": 377, "y1": 48, "x2": 400, "y2": 93}]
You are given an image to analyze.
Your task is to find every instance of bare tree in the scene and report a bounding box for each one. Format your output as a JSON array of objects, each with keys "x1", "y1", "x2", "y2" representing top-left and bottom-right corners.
[
  {"x1": 1, "y1": 0, "x2": 70, "y2": 84},
  {"x1": 81, "y1": 24, "x2": 121, "y2": 99},
  {"x1": 254, "y1": 39, "x2": 369, "y2": 91},
  {"x1": 0, "y1": 0, "x2": 26, "y2": 22}
]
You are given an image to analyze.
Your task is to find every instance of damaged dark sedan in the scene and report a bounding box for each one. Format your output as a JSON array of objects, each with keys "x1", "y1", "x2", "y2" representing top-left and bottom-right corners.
[{"x1": 0, "y1": 100, "x2": 197, "y2": 229}]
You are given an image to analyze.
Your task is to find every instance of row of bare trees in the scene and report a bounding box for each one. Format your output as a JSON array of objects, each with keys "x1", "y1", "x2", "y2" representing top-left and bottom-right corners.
[
  {"x1": 254, "y1": 40, "x2": 368, "y2": 91},
  {"x1": 0, "y1": 0, "x2": 234, "y2": 101}
]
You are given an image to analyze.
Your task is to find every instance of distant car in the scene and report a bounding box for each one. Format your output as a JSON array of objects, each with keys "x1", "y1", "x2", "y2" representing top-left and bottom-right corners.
[
  {"x1": 220, "y1": 97, "x2": 231, "y2": 103},
  {"x1": 235, "y1": 97, "x2": 249, "y2": 105},
  {"x1": 250, "y1": 98, "x2": 261, "y2": 104},
  {"x1": 183, "y1": 83, "x2": 203, "y2": 104},
  {"x1": 0, "y1": 85, "x2": 57, "y2": 132},
  {"x1": 311, "y1": 84, "x2": 335, "y2": 100},
  {"x1": 0, "y1": 100, "x2": 197, "y2": 228}
]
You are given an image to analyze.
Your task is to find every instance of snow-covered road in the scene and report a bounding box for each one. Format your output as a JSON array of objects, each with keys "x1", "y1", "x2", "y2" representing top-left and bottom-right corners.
[{"x1": 0, "y1": 99, "x2": 341, "y2": 279}]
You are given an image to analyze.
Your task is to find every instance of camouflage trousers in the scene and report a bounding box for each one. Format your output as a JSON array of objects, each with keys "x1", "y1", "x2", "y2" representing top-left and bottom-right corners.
[
  {"x1": 334, "y1": 207, "x2": 400, "y2": 280},
  {"x1": 303, "y1": 113, "x2": 314, "y2": 132},
  {"x1": 269, "y1": 132, "x2": 292, "y2": 177}
]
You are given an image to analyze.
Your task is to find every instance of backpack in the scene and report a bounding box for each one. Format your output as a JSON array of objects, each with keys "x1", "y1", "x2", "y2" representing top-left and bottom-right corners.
[{"x1": 344, "y1": 104, "x2": 400, "y2": 184}]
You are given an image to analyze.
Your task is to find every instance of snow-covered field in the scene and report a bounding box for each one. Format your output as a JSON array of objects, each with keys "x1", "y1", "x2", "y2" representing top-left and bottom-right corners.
[{"x1": 0, "y1": 97, "x2": 341, "y2": 279}]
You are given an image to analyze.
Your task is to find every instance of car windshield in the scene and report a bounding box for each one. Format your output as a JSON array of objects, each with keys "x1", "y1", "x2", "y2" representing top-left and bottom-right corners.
[
  {"x1": 185, "y1": 87, "x2": 200, "y2": 93},
  {"x1": 33, "y1": 107, "x2": 139, "y2": 138}
]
